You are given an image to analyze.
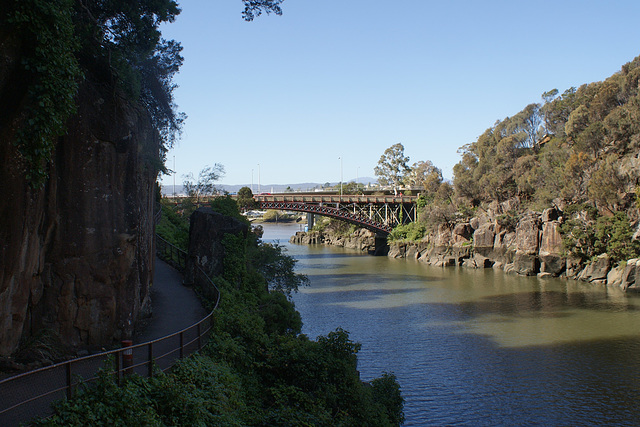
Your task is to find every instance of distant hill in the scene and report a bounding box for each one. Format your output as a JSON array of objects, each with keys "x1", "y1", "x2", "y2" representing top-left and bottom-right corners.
[{"x1": 160, "y1": 177, "x2": 378, "y2": 196}]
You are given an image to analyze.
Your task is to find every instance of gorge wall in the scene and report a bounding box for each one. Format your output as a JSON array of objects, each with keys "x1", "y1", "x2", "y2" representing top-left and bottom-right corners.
[{"x1": 0, "y1": 66, "x2": 159, "y2": 357}]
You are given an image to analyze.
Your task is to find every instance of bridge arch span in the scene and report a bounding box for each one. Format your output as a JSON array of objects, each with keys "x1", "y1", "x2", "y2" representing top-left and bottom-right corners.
[{"x1": 257, "y1": 200, "x2": 392, "y2": 235}]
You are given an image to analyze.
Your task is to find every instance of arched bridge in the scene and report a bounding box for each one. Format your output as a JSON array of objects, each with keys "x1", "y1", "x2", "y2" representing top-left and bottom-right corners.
[{"x1": 253, "y1": 193, "x2": 418, "y2": 235}]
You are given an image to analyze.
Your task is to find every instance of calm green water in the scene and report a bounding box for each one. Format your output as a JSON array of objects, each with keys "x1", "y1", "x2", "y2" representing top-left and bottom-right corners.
[{"x1": 263, "y1": 223, "x2": 640, "y2": 426}]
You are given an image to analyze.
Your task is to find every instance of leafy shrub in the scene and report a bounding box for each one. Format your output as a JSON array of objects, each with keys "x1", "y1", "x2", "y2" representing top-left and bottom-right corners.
[
  {"x1": 560, "y1": 207, "x2": 640, "y2": 263},
  {"x1": 371, "y1": 373, "x2": 406, "y2": 426},
  {"x1": 156, "y1": 201, "x2": 190, "y2": 251},
  {"x1": 211, "y1": 195, "x2": 249, "y2": 223},
  {"x1": 388, "y1": 222, "x2": 426, "y2": 242}
]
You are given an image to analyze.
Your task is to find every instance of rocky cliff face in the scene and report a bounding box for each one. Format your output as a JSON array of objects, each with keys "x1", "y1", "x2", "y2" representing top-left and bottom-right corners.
[
  {"x1": 0, "y1": 70, "x2": 159, "y2": 356},
  {"x1": 391, "y1": 201, "x2": 640, "y2": 292}
]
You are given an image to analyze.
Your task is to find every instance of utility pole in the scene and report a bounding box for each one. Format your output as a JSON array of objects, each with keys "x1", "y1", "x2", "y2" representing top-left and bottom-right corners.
[
  {"x1": 173, "y1": 155, "x2": 176, "y2": 197},
  {"x1": 339, "y1": 157, "x2": 343, "y2": 198}
]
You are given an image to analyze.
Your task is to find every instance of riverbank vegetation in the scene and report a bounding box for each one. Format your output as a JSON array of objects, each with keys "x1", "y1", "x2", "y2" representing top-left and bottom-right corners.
[{"x1": 37, "y1": 197, "x2": 404, "y2": 426}]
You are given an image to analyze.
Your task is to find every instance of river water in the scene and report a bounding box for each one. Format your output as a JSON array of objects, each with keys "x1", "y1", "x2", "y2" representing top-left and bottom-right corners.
[{"x1": 261, "y1": 223, "x2": 640, "y2": 426}]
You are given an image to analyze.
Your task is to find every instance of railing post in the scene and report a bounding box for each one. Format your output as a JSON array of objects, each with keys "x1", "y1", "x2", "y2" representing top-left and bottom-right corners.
[
  {"x1": 66, "y1": 362, "x2": 72, "y2": 399},
  {"x1": 180, "y1": 332, "x2": 184, "y2": 358},
  {"x1": 115, "y1": 351, "x2": 121, "y2": 386},
  {"x1": 197, "y1": 323, "x2": 202, "y2": 351},
  {"x1": 122, "y1": 340, "x2": 133, "y2": 376},
  {"x1": 148, "y1": 343, "x2": 154, "y2": 377}
]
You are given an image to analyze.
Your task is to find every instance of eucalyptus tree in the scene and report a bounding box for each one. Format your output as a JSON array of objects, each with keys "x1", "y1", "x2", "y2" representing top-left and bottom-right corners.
[
  {"x1": 242, "y1": 0, "x2": 284, "y2": 20},
  {"x1": 406, "y1": 160, "x2": 443, "y2": 194},
  {"x1": 374, "y1": 143, "x2": 410, "y2": 195}
]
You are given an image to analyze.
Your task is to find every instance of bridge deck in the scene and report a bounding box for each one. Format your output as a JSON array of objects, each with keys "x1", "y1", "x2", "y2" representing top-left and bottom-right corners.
[{"x1": 254, "y1": 193, "x2": 417, "y2": 204}]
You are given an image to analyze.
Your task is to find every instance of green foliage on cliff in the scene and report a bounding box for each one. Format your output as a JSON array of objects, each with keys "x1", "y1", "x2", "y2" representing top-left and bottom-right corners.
[
  {"x1": 37, "y1": 355, "x2": 250, "y2": 426},
  {"x1": 193, "y1": 202, "x2": 405, "y2": 425},
  {"x1": 3, "y1": 0, "x2": 183, "y2": 186},
  {"x1": 388, "y1": 222, "x2": 426, "y2": 243},
  {"x1": 211, "y1": 194, "x2": 250, "y2": 223},
  {"x1": 156, "y1": 199, "x2": 190, "y2": 250},
  {"x1": 4, "y1": 0, "x2": 81, "y2": 186},
  {"x1": 560, "y1": 207, "x2": 640, "y2": 263}
]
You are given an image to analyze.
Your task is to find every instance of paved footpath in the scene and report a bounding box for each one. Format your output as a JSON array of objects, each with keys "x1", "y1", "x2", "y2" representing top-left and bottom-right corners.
[
  {"x1": 135, "y1": 257, "x2": 209, "y2": 343},
  {"x1": 0, "y1": 257, "x2": 209, "y2": 426}
]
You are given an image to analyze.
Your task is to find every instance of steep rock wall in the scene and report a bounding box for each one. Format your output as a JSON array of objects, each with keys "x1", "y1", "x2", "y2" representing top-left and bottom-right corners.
[
  {"x1": 398, "y1": 206, "x2": 639, "y2": 292},
  {"x1": 0, "y1": 61, "x2": 158, "y2": 356}
]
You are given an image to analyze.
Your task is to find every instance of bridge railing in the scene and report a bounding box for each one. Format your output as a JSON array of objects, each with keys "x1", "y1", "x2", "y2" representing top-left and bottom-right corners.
[
  {"x1": 0, "y1": 237, "x2": 219, "y2": 425},
  {"x1": 254, "y1": 194, "x2": 417, "y2": 204}
]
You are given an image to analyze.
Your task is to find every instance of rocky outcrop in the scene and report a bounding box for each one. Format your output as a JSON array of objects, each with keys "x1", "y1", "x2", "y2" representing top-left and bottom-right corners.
[
  {"x1": 290, "y1": 228, "x2": 383, "y2": 254},
  {"x1": 406, "y1": 205, "x2": 638, "y2": 291},
  {"x1": 185, "y1": 208, "x2": 249, "y2": 281},
  {"x1": 0, "y1": 71, "x2": 159, "y2": 356}
]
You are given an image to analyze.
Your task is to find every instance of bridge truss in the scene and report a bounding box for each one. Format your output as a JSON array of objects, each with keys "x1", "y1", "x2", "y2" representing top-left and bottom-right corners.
[{"x1": 255, "y1": 194, "x2": 418, "y2": 235}]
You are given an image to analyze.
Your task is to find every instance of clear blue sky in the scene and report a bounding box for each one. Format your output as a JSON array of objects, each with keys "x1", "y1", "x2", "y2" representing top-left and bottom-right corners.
[{"x1": 160, "y1": 0, "x2": 640, "y2": 188}]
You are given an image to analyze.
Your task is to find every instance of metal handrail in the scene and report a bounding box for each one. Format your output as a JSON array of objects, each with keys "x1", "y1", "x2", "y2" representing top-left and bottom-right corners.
[
  {"x1": 156, "y1": 234, "x2": 188, "y2": 271},
  {"x1": 0, "y1": 236, "x2": 219, "y2": 425}
]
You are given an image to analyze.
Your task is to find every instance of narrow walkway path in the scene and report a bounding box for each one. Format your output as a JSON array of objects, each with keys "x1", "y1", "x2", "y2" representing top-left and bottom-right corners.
[
  {"x1": 0, "y1": 257, "x2": 209, "y2": 426},
  {"x1": 135, "y1": 257, "x2": 208, "y2": 343}
]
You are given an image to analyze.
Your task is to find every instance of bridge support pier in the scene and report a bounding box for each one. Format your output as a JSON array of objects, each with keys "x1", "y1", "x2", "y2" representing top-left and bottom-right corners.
[
  {"x1": 306, "y1": 213, "x2": 315, "y2": 231},
  {"x1": 372, "y1": 233, "x2": 389, "y2": 256}
]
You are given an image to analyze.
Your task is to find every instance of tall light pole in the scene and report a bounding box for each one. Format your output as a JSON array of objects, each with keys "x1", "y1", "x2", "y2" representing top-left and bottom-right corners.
[
  {"x1": 258, "y1": 163, "x2": 261, "y2": 194},
  {"x1": 339, "y1": 157, "x2": 343, "y2": 198},
  {"x1": 173, "y1": 155, "x2": 176, "y2": 198}
]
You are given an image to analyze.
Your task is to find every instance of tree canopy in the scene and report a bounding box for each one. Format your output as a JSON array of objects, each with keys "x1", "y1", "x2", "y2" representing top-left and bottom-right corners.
[
  {"x1": 236, "y1": 186, "x2": 258, "y2": 211},
  {"x1": 406, "y1": 160, "x2": 443, "y2": 194},
  {"x1": 3, "y1": 0, "x2": 185, "y2": 185},
  {"x1": 452, "y1": 56, "x2": 640, "y2": 210},
  {"x1": 374, "y1": 143, "x2": 410, "y2": 194},
  {"x1": 242, "y1": 0, "x2": 284, "y2": 21}
]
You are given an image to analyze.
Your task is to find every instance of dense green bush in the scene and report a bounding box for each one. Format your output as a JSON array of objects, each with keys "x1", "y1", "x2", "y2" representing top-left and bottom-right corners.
[
  {"x1": 560, "y1": 206, "x2": 640, "y2": 263},
  {"x1": 36, "y1": 356, "x2": 248, "y2": 426},
  {"x1": 388, "y1": 222, "x2": 426, "y2": 242},
  {"x1": 156, "y1": 200, "x2": 190, "y2": 251}
]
